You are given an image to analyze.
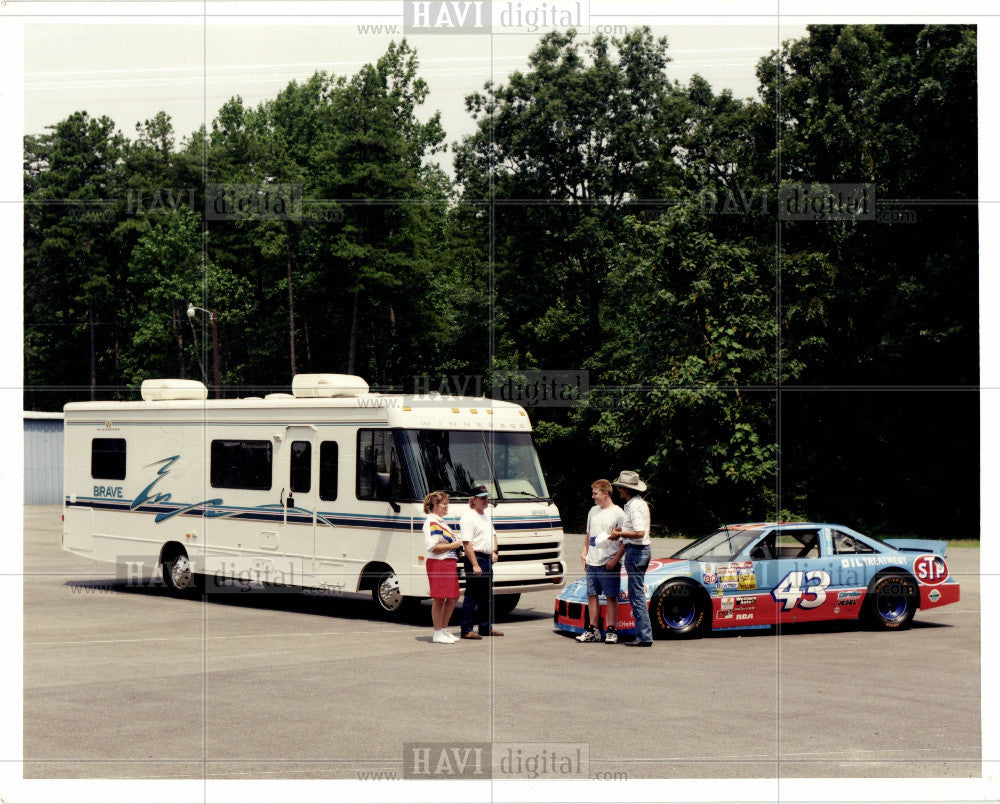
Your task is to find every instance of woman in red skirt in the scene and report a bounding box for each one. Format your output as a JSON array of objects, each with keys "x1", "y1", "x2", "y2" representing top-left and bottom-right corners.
[{"x1": 422, "y1": 491, "x2": 461, "y2": 643}]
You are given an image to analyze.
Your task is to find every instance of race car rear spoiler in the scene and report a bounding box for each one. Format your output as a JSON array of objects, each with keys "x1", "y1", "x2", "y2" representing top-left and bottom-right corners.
[{"x1": 883, "y1": 538, "x2": 947, "y2": 556}]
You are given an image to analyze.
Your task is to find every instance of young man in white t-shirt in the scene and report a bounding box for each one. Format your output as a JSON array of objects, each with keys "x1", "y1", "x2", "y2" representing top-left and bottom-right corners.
[{"x1": 576, "y1": 479, "x2": 625, "y2": 644}]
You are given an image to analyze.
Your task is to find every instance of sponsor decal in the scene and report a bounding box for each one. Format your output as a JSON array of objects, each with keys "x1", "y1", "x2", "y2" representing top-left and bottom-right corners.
[
  {"x1": 737, "y1": 575, "x2": 757, "y2": 591},
  {"x1": 840, "y1": 555, "x2": 898, "y2": 569},
  {"x1": 736, "y1": 613, "x2": 754, "y2": 621},
  {"x1": 928, "y1": 588, "x2": 942, "y2": 603},
  {"x1": 913, "y1": 554, "x2": 949, "y2": 585},
  {"x1": 721, "y1": 581, "x2": 738, "y2": 590},
  {"x1": 837, "y1": 590, "x2": 861, "y2": 606},
  {"x1": 721, "y1": 598, "x2": 734, "y2": 610},
  {"x1": 735, "y1": 595, "x2": 755, "y2": 606},
  {"x1": 704, "y1": 573, "x2": 718, "y2": 584},
  {"x1": 713, "y1": 587, "x2": 724, "y2": 597},
  {"x1": 833, "y1": 606, "x2": 840, "y2": 614}
]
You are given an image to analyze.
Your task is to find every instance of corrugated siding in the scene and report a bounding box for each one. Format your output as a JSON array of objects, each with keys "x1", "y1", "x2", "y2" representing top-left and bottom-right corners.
[{"x1": 25, "y1": 418, "x2": 64, "y2": 505}]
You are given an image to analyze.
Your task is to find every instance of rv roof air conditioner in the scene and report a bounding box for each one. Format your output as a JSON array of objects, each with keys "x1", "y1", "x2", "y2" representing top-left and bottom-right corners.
[
  {"x1": 140, "y1": 379, "x2": 209, "y2": 401},
  {"x1": 291, "y1": 374, "x2": 370, "y2": 398}
]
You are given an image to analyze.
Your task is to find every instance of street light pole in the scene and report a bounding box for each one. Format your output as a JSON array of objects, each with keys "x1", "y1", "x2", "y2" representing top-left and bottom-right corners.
[{"x1": 187, "y1": 303, "x2": 221, "y2": 398}]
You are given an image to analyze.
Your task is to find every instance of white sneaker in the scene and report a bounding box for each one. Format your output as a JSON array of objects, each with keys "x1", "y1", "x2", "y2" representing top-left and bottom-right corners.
[
  {"x1": 441, "y1": 631, "x2": 459, "y2": 643},
  {"x1": 432, "y1": 631, "x2": 450, "y2": 643}
]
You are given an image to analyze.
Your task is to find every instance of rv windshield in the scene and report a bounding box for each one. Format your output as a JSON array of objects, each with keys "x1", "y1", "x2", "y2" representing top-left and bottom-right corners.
[{"x1": 398, "y1": 429, "x2": 550, "y2": 501}]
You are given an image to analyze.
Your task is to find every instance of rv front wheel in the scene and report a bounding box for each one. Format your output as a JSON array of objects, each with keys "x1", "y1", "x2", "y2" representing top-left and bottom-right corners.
[
  {"x1": 372, "y1": 570, "x2": 418, "y2": 619},
  {"x1": 494, "y1": 593, "x2": 521, "y2": 617}
]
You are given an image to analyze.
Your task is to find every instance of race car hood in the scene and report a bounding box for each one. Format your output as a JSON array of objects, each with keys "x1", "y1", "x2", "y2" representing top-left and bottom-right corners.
[{"x1": 883, "y1": 538, "x2": 947, "y2": 556}]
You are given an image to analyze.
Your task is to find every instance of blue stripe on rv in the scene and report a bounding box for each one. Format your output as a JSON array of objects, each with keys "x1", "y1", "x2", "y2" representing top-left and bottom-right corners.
[{"x1": 65, "y1": 497, "x2": 561, "y2": 531}]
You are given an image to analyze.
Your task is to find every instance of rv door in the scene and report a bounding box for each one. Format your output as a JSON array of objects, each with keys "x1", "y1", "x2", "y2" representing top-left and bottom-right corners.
[{"x1": 278, "y1": 426, "x2": 318, "y2": 585}]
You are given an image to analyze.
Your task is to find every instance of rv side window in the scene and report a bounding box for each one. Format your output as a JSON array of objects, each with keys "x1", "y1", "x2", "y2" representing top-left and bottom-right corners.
[
  {"x1": 91, "y1": 438, "x2": 126, "y2": 480},
  {"x1": 319, "y1": 441, "x2": 338, "y2": 501},
  {"x1": 210, "y1": 440, "x2": 273, "y2": 490},
  {"x1": 290, "y1": 441, "x2": 311, "y2": 493},
  {"x1": 357, "y1": 430, "x2": 404, "y2": 501}
]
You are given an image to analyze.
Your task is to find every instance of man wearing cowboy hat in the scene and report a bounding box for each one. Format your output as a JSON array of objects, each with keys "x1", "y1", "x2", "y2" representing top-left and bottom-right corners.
[{"x1": 609, "y1": 471, "x2": 653, "y2": 646}]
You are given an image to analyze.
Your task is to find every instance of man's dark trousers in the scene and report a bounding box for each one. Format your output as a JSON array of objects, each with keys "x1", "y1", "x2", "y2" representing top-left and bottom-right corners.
[{"x1": 460, "y1": 553, "x2": 493, "y2": 635}]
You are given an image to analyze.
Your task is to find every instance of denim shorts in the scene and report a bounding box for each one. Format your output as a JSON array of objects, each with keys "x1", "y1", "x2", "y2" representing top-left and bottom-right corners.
[{"x1": 585, "y1": 563, "x2": 622, "y2": 598}]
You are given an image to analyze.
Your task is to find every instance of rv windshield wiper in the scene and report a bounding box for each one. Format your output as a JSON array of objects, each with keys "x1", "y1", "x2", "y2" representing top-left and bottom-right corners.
[{"x1": 493, "y1": 494, "x2": 553, "y2": 506}]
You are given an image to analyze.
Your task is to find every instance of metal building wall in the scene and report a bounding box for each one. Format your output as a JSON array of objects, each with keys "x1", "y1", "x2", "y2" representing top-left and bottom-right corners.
[{"x1": 24, "y1": 415, "x2": 64, "y2": 505}]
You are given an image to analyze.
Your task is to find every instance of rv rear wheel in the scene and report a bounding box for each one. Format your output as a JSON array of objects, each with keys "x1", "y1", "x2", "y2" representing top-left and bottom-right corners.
[{"x1": 162, "y1": 552, "x2": 202, "y2": 593}]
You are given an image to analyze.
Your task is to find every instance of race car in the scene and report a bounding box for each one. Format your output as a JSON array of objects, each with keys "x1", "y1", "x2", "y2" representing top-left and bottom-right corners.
[{"x1": 553, "y1": 522, "x2": 960, "y2": 639}]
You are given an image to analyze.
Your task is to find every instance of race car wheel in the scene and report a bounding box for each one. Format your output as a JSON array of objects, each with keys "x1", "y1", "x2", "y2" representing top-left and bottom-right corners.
[
  {"x1": 650, "y1": 580, "x2": 707, "y2": 639},
  {"x1": 864, "y1": 573, "x2": 918, "y2": 630}
]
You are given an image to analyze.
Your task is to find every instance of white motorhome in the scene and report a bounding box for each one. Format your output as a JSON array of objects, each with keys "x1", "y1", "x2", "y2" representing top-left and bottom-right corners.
[{"x1": 62, "y1": 374, "x2": 565, "y2": 615}]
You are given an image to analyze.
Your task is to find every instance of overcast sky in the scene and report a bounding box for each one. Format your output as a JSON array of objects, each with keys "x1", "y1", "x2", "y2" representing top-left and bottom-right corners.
[{"x1": 23, "y1": 21, "x2": 809, "y2": 161}]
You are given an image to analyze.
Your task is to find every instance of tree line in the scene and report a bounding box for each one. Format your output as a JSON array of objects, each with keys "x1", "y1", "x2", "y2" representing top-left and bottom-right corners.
[{"x1": 24, "y1": 25, "x2": 978, "y2": 538}]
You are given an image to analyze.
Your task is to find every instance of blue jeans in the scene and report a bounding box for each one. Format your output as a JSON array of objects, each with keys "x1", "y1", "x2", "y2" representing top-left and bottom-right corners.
[
  {"x1": 624, "y1": 545, "x2": 652, "y2": 642},
  {"x1": 460, "y1": 553, "x2": 493, "y2": 635}
]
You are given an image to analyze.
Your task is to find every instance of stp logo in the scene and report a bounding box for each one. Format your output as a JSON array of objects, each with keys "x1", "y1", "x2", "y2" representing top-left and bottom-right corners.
[{"x1": 914, "y1": 555, "x2": 948, "y2": 585}]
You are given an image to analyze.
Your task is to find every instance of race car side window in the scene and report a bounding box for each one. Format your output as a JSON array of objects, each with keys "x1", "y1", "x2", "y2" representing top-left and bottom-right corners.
[
  {"x1": 831, "y1": 530, "x2": 876, "y2": 554},
  {"x1": 749, "y1": 532, "x2": 776, "y2": 560},
  {"x1": 769, "y1": 528, "x2": 820, "y2": 558}
]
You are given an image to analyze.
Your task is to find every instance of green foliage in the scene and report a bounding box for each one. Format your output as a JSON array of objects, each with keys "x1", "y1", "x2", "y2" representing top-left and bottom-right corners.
[{"x1": 23, "y1": 28, "x2": 978, "y2": 539}]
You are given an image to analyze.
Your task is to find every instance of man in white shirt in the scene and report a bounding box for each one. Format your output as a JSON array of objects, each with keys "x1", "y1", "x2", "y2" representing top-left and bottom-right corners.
[
  {"x1": 609, "y1": 470, "x2": 653, "y2": 646},
  {"x1": 458, "y1": 485, "x2": 504, "y2": 639},
  {"x1": 576, "y1": 479, "x2": 625, "y2": 644}
]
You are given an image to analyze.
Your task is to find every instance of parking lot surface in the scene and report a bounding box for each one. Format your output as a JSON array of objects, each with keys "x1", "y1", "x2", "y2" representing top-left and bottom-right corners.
[{"x1": 23, "y1": 506, "x2": 981, "y2": 780}]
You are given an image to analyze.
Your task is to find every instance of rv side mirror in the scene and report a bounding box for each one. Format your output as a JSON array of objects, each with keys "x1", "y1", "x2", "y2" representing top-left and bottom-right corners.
[
  {"x1": 375, "y1": 472, "x2": 401, "y2": 513},
  {"x1": 286, "y1": 495, "x2": 295, "y2": 509}
]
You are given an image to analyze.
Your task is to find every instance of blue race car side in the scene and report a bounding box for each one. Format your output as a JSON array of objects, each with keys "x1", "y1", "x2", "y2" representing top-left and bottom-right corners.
[{"x1": 553, "y1": 522, "x2": 961, "y2": 639}]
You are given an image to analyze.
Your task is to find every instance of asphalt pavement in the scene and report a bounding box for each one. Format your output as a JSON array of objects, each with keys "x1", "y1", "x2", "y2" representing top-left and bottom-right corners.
[{"x1": 23, "y1": 506, "x2": 981, "y2": 782}]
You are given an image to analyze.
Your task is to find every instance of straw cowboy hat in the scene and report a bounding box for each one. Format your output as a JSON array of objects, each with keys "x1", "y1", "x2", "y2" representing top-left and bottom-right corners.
[{"x1": 611, "y1": 470, "x2": 647, "y2": 493}]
